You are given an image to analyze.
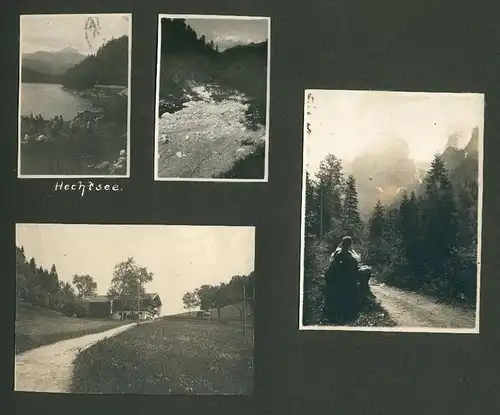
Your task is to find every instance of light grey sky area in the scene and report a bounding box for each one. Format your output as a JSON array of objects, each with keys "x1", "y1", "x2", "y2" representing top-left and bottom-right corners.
[
  {"x1": 184, "y1": 17, "x2": 268, "y2": 51},
  {"x1": 21, "y1": 14, "x2": 131, "y2": 55},
  {"x1": 16, "y1": 224, "x2": 255, "y2": 316},
  {"x1": 305, "y1": 90, "x2": 485, "y2": 176}
]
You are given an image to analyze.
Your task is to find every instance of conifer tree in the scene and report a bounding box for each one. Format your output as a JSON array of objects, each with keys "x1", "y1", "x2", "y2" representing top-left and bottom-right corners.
[
  {"x1": 367, "y1": 200, "x2": 386, "y2": 268},
  {"x1": 316, "y1": 154, "x2": 344, "y2": 248},
  {"x1": 420, "y1": 155, "x2": 459, "y2": 294},
  {"x1": 342, "y1": 174, "x2": 363, "y2": 243}
]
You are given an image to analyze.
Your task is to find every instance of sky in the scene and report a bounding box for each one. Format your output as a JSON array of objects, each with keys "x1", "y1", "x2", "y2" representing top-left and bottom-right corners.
[
  {"x1": 305, "y1": 90, "x2": 485, "y2": 176},
  {"x1": 16, "y1": 224, "x2": 255, "y2": 316},
  {"x1": 21, "y1": 14, "x2": 130, "y2": 55},
  {"x1": 185, "y1": 17, "x2": 269, "y2": 51}
]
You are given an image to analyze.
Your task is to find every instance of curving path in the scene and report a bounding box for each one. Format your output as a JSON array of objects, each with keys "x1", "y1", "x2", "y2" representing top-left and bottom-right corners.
[
  {"x1": 371, "y1": 283, "x2": 476, "y2": 330},
  {"x1": 15, "y1": 323, "x2": 135, "y2": 393}
]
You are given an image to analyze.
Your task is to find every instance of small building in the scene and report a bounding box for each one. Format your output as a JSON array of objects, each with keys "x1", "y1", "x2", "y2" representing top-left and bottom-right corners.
[{"x1": 80, "y1": 293, "x2": 162, "y2": 320}]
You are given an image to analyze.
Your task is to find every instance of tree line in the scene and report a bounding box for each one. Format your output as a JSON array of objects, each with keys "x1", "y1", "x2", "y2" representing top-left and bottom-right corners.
[
  {"x1": 182, "y1": 272, "x2": 255, "y2": 322},
  {"x1": 158, "y1": 18, "x2": 268, "y2": 130},
  {"x1": 303, "y1": 150, "x2": 478, "y2": 324},
  {"x1": 62, "y1": 36, "x2": 129, "y2": 90},
  {"x1": 16, "y1": 246, "x2": 98, "y2": 317},
  {"x1": 16, "y1": 247, "x2": 155, "y2": 318}
]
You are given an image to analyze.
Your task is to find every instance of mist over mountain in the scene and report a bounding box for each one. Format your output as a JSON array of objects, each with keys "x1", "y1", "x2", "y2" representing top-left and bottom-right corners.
[
  {"x1": 346, "y1": 128, "x2": 479, "y2": 219},
  {"x1": 22, "y1": 47, "x2": 86, "y2": 76}
]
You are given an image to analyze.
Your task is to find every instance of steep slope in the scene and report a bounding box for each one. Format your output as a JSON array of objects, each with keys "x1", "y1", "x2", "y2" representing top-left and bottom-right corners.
[
  {"x1": 61, "y1": 37, "x2": 129, "y2": 89},
  {"x1": 157, "y1": 19, "x2": 268, "y2": 178}
]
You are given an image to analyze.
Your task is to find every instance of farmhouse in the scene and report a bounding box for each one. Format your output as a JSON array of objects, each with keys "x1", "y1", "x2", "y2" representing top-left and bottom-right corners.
[{"x1": 80, "y1": 293, "x2": 162, "y2": 320}]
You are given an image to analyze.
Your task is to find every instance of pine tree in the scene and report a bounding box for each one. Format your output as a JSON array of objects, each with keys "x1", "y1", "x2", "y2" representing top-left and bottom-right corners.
[
  {"x1": 342, "y1": 174, "x2": 363, "y2": 243},
  {"x1": 367, "y1": 200, "x2": 386, "y2": 268},
  {"x1": 399, "y1": 190, "x2": 422, "y2": 283},
  {"x1": 420, "y1": 155, "x2": 459, "y2": 294},
  {"x1": 316, "y1": 154, "x2": 344, "y2": 246},
  {"x1": 305, "y1": 172, "x2": 320, "y2": 238}
]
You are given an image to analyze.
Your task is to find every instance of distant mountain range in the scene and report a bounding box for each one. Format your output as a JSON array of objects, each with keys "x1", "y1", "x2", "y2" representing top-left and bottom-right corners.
[
  {"x1": 21, "y1": 39, "x2": 128, "y2": 89},
  {"x1": 346, "y1": 127, "x2": 480, "y2": 219},
  {"x1": 22, "y1": 47, "x2": 86, "y2": 76}
]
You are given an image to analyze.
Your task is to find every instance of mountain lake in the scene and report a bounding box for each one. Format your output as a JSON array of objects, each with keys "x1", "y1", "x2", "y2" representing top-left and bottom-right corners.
[{"x1": 20, "y1": 83, "x2": 94, "y2": 120}]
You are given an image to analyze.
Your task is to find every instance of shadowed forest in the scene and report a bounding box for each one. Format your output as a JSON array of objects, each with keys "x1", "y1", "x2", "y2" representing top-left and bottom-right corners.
[{"x1": 303, "y1": 128, "x2": 480, "y2": 326}]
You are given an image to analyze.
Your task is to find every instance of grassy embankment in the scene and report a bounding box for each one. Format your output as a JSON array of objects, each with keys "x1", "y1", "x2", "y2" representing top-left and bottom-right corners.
[
  {"x1": 20, "y1": 87, "x2": 127, "y2": 176},
  {"x1": 15, "y1": 302, "x2": 128, "y2": 355},
  {"x1": 71, "y1": 312, "x2": 253, "y2": 394}
]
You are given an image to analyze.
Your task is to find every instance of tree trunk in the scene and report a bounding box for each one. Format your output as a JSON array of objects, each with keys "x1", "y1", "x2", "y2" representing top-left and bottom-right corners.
[{"x1": 217, "y1": 307, "x2": 221, "y2": 323}]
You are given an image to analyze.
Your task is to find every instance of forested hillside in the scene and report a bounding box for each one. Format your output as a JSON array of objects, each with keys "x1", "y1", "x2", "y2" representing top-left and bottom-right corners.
[
  {"x1": 16, "y1": 246, "x2": 98, "y2": 318},
  {"x1": 158, "y1": 18, "x2": 268, "y2": 126},
  {"x1": 21, "y1": 67, "x2": 61, "y2": 84},
  {"x1": 303, "y1": 127, "x2": 480, "y2": 325},
  {"x1": 61, "y1": 36, "x2": 129, "y2": 89}
]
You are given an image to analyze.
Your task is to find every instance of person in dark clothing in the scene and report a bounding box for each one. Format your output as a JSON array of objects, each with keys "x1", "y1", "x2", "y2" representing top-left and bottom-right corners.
[{"x1": 324, "y1": 236, "x2": 361, "y2": 324}]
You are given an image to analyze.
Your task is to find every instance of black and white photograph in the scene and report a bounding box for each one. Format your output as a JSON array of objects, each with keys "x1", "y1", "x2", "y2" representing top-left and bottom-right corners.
[
  {"x1": 15, "y1": 224, "x2": 255, "y2": 394},
  {"x1": 300, "y1": 90, "x2": 483, "y2": 333},
  {"x1": 154, "y1": 15, "x2": 270, "y2": 181},
  {"x1": 18, "y1": 14, "x2": 131, "y2": 178}
]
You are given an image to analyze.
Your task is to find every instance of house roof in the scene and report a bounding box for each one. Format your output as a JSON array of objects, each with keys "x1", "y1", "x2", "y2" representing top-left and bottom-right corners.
[{"x1": 81, "y1": 293, "x2": 161, "y2": 306}]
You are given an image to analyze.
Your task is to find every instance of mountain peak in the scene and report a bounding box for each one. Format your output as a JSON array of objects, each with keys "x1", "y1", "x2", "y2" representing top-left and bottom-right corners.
[{"x1": 60, "y1": 46, "x2": 81, "y2": 54}]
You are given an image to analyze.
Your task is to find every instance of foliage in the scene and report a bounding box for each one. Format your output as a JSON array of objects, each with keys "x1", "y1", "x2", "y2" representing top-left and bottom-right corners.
[
  {"x1": 72, "y1": 274, "x2": 98, "y2": 298},
  {"x1": 62, "y1": 36, "x2": 129, "y2": 89},
  {"x1": 15, "y1": 247, "x2": 78, "y2": 316},
  {"x1": 107, "y1": 257, "x2": 154, "y2": 309},
  {"x1": 303, "y1": 143, "x2": 479, "y2": 325},
  {"x1": 181, "y1": 291, "x2": 200, "y2": 315},
  {"x1": 158, "y1": 18, "x2": 268, "y2": 131},
  {"x1": 192, "y1": 272, "x2": 255, "y2": 322}
]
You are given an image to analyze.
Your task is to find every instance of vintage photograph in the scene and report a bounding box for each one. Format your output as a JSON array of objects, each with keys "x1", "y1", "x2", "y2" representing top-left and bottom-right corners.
[
  {"x1": 300, "y1": 90, "x2": 483, "y2": 333},
  {"x1": 154, "y1": 15, "x2": 270, "y2": 181},
  {"x1": 18, "y1": 14, "x2": 131, "y2": 178},
  {"x1": 15, "y1": 224, "x2": 255, "y2": 394}
]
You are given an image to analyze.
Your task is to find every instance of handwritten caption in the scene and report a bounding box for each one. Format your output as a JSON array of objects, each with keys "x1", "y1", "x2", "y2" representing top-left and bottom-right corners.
[{"x1": 54, "y1": 181, "x2": 123, "y2": 197}]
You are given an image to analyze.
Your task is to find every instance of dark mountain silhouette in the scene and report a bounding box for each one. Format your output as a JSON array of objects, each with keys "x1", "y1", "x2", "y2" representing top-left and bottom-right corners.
[
  {"x1": 158, "y1": 18, "x2": 268, "y2": 106},
  {"x1": 443, "y1": 127, "x2": 479, "y2": 189},
  {"x1": 22, "y1": 47, "x2": 86, "y2": 76},
  {"x1": 61, "y1": 36, "x2": 129, "y2": 89}
]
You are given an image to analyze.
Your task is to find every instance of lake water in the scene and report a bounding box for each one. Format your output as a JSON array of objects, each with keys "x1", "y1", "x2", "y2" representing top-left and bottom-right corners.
[{"x1": 21, "y1": 83, "x2": 94, "y2": 120}]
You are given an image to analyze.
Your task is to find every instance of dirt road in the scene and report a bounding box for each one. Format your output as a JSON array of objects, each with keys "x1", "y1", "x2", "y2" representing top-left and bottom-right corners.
[
  {"x1": 15, "y1": 323, "x2": 135, "y2": 393},
  {"x1": 371, "y1": 283, "x2": 476, "y2": 329}
]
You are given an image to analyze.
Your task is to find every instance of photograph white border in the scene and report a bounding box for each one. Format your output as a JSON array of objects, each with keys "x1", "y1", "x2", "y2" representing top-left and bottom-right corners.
[
  {"x1": 298, "y1": 89, "x2": 484, "y2": 334},
  {"x1": 17, "y1": 13, "x2": 132, "y2": 179},
  {"x1": 153, "y1": 14, "x2": 271, "y2": 182}
]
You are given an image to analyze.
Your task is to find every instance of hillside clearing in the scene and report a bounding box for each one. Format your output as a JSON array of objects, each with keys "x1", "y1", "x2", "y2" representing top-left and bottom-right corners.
[{"x1": 71, "y1": 318, "x2": 253, "y2": 394}]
